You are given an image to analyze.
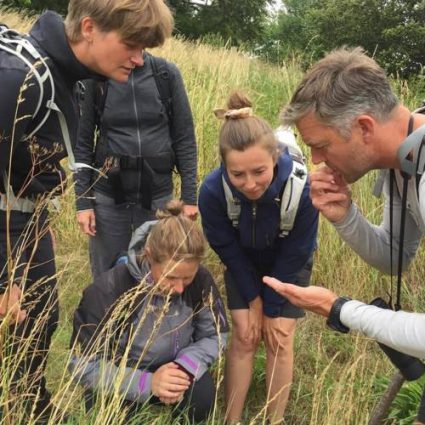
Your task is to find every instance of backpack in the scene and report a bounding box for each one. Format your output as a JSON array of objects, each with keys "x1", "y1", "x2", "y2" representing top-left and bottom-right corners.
[
  {"x1": 222, "y1": 126, "x2": 308, "y2": 238},
  {"x1": 0, "y1": 25, "x2": 97, "y2": 212}
]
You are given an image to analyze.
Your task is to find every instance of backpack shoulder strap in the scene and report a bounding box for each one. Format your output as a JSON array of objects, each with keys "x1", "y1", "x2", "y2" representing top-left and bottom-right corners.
[
  {"x1": 0, "y1": 27, "x2": 102, "y2": 184},
  {"x1": 148, "y1": 53, "x2": 172, "y2": 120},
  {"x1": 279, "y1": 156, "x2": 308, "y2": 237},
  {"x1": 94, "y1": 79, "x2": 108, "y2": 128},
  {"x1": 222, "y1": 174, "x2": 241, "y2": 227},
  {"x1": 0, "y1": 26, "x2": 52, "y2": 139}
]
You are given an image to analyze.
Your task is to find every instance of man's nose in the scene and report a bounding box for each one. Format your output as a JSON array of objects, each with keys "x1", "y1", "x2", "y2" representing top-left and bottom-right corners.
[{"x1": 311, "y1": 148, "x2": 324, "y2": 165}]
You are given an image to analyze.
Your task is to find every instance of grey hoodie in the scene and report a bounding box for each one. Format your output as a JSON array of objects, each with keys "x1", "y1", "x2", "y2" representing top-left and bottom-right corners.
[{"x1": 69, "y1": 222, "x2": 228, "y2": 402}]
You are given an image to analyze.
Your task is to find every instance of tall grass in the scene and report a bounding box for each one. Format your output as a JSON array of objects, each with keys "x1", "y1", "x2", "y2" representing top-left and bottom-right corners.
[{"x1": 1, "y1": 7, "x2": 425, "y2": 425}]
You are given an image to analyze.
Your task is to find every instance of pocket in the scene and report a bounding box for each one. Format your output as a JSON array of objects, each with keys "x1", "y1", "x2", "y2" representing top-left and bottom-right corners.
[{"x1": 144, "y1": 152, "x2": 175, "y2": 174}]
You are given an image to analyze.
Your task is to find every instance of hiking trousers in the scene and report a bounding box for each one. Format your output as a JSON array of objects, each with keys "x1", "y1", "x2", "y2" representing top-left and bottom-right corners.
[
  {"x1": 88, "y1": 191, "x2": 171, "y2": 277},
  {"x1": 0, "y1": 209, "x2": 59, "y2": 407}
]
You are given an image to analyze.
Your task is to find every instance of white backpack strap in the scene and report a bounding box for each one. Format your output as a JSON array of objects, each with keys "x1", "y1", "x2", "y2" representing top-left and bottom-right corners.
[
  {"x1": 222, "y1": 175, "x2": 240, "y2": 228},
  {"x1": 0, "y1": 28, "x2": 105, "y2": 211},
  {"x1": 46, "y1": 100, "x2": 105, "y2": 175},
  {"x1": 0, "y1": 29, "x2": 45, "y2": 121},
  {"x1": 279, "y1": 158, "x2": 307, "y2": 237},
  {"x1": 2, "y1": 31, "x2": 105, "y2": 176}
]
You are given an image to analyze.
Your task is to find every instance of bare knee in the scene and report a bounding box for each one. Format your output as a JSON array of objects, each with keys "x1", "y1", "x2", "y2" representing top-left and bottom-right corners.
[
  {"x1": 263, "y1": 317, "x2": 296, "y2": 356},
  {"x1": 230, "y1": 329, "x2": 260, "y2": 354}
]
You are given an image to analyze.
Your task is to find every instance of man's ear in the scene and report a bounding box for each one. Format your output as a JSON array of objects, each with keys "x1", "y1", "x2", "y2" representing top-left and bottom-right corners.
[
  {"x1": 80, "y1": 17, "x2": 96, "y2": 43},
  {"x1": 356, "y1": 115, "x2": 376, "y2": 144}
]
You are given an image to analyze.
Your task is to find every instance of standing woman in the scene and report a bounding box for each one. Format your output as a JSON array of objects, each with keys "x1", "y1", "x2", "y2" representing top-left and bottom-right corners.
[
  {"x1": 198, "y1": 92, "x2": 318, "y2": 424},
  {"x1": 74, "y1": 52, "x2": 198, "y2": 277}
]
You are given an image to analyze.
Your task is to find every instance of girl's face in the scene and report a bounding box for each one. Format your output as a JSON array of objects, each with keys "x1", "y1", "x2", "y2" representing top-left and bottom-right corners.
[
  {"x1": 225, "y1": 144, "x2": 276, "y2": 200},
  {"x1": 149, "y1": 258, "x2": 199, "y2": 295}
]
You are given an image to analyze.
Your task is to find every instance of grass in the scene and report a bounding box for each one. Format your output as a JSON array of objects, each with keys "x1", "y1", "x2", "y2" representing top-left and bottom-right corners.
[{"x1": 1, "y1": 7, "x2": 425, "y2": 425}]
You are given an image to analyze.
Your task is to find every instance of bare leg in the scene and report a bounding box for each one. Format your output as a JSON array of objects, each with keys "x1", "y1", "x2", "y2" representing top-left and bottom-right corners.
[
  {"x1": 225, "y1": 309, "x2": 260, "y2": 423},
  {"x1": 263, "y1": 317, "x2": 297, "y2": 425}
]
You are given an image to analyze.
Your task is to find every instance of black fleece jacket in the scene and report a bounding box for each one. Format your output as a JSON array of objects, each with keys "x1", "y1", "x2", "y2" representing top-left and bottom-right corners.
[
  {"x1": 73, "y1": 55, "x2": 197, "y2": 211},
  {"x1": 0, "y1": 11, "x2": 100, "y2": 197}
]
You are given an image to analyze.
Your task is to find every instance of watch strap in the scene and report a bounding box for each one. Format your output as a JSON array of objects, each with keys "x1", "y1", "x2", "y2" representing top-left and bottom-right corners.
[{"x1": 326, "y1": 296, "x2": 351, "y2": 333}]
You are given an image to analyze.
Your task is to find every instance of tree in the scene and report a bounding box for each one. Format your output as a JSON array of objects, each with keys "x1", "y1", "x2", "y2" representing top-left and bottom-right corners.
[
  {"x1": 263, "y1": 0, "x2": 425, "y2": 77},
  {"x1": 169, "y1": 0, "x2": 273, "y2": 47},
  {"x1": 2, "y1": 0, "x2": 68, "y2": 14}
]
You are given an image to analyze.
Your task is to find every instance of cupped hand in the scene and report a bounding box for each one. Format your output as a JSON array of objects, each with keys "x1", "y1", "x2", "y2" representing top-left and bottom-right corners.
[
  {"x1": 310, "y1": 167, "x2": 351, "y2": 223},
  {"x1": 151, "y1": 362, "x2": 191, "y2": 400}
]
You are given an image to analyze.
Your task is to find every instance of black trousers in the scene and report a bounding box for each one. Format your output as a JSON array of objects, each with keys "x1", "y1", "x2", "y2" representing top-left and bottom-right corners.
[
  {"x1": 0, "y1": 209, "x2": 59, "y2": 404},
  {"x1": 84, "y1": 370, "x2": 216, "y2": 423}
]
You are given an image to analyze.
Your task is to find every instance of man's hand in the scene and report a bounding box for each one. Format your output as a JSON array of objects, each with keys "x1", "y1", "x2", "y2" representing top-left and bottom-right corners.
[
  {"x1": 151, "y1": 362, "x2": 190, "y2": 401},
  {"x1": 310, "y1": 167, "x2": 351, "y2": 223},
  {"x1": 246, "y1": 296, "x2": 263, "y2": 344},
  {"x1": 263, "y1": 277, "x2": 338, "y2": 317},
  {"x1": 77, "y1": 210, "x2": 96, "y2": 236},
  {"x1": 183, "y1": 204, "x2": 198, "y2": 221},
  {"x1": 0, "y1": 284, "x2": 27, "y2": 324}
]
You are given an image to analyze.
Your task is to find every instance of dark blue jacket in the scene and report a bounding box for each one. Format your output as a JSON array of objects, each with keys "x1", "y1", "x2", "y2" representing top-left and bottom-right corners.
[{"x1": 199, "y1": 151, "x2": 318, "y2": 317}]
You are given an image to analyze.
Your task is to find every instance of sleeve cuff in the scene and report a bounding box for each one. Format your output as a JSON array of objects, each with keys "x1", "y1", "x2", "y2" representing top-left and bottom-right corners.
[
  {"x1": 174, "y1": 355, "x2": 200, "y2": 379},
  {"x1": 339, "y1": 300, "x2": 367, "y2": 328},
  {"x1": 137, "y1": 371, "x2": 153, "y2": 399},
  {"x1": 76, "y1": 197, "x2": 94, "y2": 211}
]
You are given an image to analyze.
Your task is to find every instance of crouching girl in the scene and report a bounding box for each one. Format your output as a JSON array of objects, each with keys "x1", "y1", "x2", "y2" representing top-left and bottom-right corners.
[
  {"x1": 199, "y1": 92, "x2": 318, "y2": 424},
  {"x1": 69, "y1": 200, "x2": 229, "y2": 423}
]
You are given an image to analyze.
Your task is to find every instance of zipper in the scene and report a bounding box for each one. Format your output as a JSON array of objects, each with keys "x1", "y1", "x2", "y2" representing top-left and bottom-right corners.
[
  {"x1": 130, "y1": 73, "x2": 143, "y2": 204},
  {"x1": 252, "y1": 201, "x2": 257, "y2": 246},
  {"x1": 172, "y1": 329, "x2": 180, "y2": 358}
]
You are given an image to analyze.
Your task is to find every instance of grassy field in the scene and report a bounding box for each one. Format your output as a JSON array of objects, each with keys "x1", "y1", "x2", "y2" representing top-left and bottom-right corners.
[{"x1": 1, "y1": 8, "x2": 425, "y2": 425}]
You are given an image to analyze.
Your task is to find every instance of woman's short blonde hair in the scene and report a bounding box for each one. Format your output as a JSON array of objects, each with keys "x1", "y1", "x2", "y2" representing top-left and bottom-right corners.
[{"x1": 65, "y1": 0, "x2": 173, "y2": 48}]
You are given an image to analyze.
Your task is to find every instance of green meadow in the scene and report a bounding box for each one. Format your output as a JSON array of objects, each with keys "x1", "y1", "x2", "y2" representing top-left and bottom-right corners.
[{"x1": 1, "y1": 8, "x2": 425, "y2": 424}]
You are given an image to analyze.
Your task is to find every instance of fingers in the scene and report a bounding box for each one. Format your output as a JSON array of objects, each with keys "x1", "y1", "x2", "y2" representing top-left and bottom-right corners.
[
  {"x1": 159, "y1": 393, "x2": 184, "y2": 404},
  {"x1": 310, "y1": 171, "x2": 350, "y2": 197},
  {"x1": 263, "y1": 277, "x2": 303, "y2": 308},
  {"x1": 77, "y1": 210, "x2": 96, "y2": 236},
  {"x1": 88, "y1": 213, "x2": 96, "y2": 236},
  {"x1": 263, "y1": 276, "x2": 288, "y2": 295},
  {"x1": 9, "y1": 303, "x2": 27, "y2": 324},
  {"x1": 155, "y1": 363, "x2": 191, "y2": 394},
  {"x1": 312, "y1": 192, "x2": 350, "y2": 210},
  {"x1": 183, "y1": 205, "x2": 199, "y2": 221},
  {"x1": 0, "y1": 285, "x2": 27, "y2": 324}
]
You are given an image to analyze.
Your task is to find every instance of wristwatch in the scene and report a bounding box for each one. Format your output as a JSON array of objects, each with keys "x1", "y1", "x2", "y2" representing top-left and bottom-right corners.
[{"x1": 326, "y1": 296, "x2": 351, "y2": 333}]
